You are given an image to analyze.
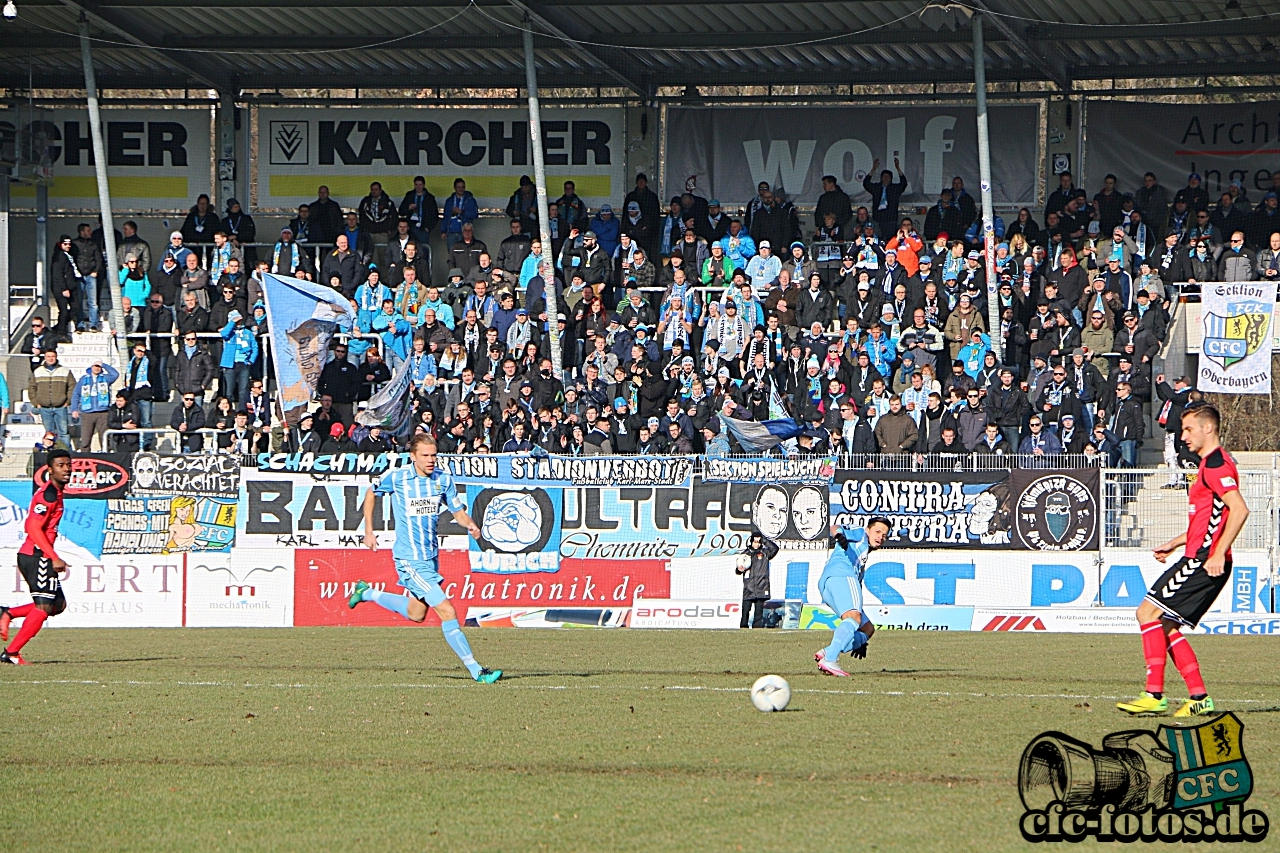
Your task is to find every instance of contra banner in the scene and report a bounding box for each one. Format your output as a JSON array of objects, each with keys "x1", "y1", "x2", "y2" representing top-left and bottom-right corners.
[
  {"x1": 257, "y1": 107, "x2": 624, "y2": 211},
  {"x1": 0, "y1": 107, "x2": 211, "y2": 211},
  {"x1": 1197, "y1": 280, "x2": 1276, "y2": 395},
  {"x1": 1084, "y1": 101, "x2": 1280, "y2": 196},
  {"x1": 665, "y1": 104, "x2": 1038, "y2": 208},
  {"x1": 831, "y1": 469, "x2": 1013, "y2": 547}
]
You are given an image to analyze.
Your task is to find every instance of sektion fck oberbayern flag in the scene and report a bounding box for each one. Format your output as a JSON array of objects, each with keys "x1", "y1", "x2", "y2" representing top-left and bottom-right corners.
[{"x1": 1199, "y1": 280, "x2": 1276, "y2": 395}]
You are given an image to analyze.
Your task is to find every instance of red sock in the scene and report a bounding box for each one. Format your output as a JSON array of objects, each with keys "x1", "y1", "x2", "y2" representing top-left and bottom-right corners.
[
  {"x1": 1141, "y1": 621, "x2": 1168, "y2": 694},
  {"x1": 1168, "y1": 630, "x2": 1207, "y2": 697},
  {"x1": 7, "y1": 603, "x2": 36, "y2": 618},
  {"x1": 6, "y1": 607, "x2": 47, "y2": 654}
]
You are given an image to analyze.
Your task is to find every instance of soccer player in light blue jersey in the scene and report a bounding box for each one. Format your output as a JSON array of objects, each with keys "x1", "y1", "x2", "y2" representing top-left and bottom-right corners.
[
  {"x1": 348, "y1": 433, "x2": 502, "y2": 683},
  {"x1": 814, "y1": 516, "x2": 891, "y2": 677}
]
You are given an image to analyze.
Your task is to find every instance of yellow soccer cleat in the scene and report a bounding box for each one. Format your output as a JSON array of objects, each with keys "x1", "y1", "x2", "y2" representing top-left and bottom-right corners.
[
  {"x1": 1173, "y1": 696, "x2": 1216, "y2": 717},
  {"x1": 1116, "y1": 692, "x2": 1170, "y2": 715}
]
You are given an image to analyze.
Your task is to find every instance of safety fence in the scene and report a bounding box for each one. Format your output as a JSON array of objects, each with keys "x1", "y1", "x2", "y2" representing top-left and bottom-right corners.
[{"x1": 1101, "y1": 466, "x2": 1279, "y2": 552}]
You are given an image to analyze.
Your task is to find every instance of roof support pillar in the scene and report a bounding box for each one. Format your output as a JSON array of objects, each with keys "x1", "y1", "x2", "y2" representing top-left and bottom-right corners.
[
  {"x1": 523, "y1": 23, "x2": 563, "y2": 379},
  {"x1": 78, "y1": 15, "x2": 124, "y2": 349},
  {"x1": 974, "y1": 12, "x2": 1001, "y2": 360}
]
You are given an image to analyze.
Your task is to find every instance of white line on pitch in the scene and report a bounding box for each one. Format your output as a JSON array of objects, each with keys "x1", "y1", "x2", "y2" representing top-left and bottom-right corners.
[{"x1": 2, "y1": 678, "x2": 1268, "y2": 705}]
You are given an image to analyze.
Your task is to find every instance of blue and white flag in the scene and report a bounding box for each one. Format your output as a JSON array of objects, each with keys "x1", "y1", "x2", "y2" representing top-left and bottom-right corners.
[
  {"x1": 721, "y1": 415, "x2": 803, "y2": 453},
  {"x1": 356, "y1": 356, "x2": 414, "y2": 440},
  {"x1": 260, "y1": 273, "x2": 357, "y2": 420},
  {"x1": 1198, "y1": 280, "x2": 1276, "y2": 395}
]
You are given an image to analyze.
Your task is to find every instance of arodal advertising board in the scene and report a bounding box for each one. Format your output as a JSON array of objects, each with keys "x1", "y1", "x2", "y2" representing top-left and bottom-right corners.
[
  {"x1": 0, "y1": 108, "x2": 211, "y2": 210},
  {"x1": 629, "y1": 599, "x2": 741, "y2": 629},
  {"x1": 2, "y1": 553, "x2": 184, "y2": 627},
  {"x1": 185, "y1": 552, "x2": 294, "y2": 628},
  {"x1": 293, "y1": 549, "x2": 670, "y2": 626},
  {"x1": 257, "y1": 108, "x2": 624, "y2": 211},
  {"x1": 665, "y1": 104, "x2": 1038, "y2": 207}
]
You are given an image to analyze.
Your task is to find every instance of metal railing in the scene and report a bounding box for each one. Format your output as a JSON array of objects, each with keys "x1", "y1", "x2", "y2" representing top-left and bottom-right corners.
[
  {"x1": 835, "y1": 452, "x2": 1103, "y2": 471},
  {"x1": 103, "y1": 426, "x2": 256, "y2": 454},
  {"x1": 1102, "y1": 466, "x2": 1278, "y2": 551}
]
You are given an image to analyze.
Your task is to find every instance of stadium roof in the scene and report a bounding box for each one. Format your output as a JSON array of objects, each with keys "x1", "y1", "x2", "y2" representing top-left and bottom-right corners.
[{"x1": 0, "y1": 0, "x2": 1277, "y2": 95}]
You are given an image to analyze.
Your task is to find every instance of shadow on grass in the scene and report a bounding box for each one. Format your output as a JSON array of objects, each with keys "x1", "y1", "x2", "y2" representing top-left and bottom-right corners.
[{"x1": 35, "y1": 656, "x2": 183, "y2": 664}]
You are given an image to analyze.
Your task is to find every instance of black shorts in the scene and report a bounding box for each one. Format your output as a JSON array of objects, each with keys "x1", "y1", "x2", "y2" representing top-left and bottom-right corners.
[
  {"x1": 18, "y1": 550, "x2": 65, "y2": 609},
  {"x1": 1144, "y1": 556, "x2": 1231, "y2": 629}
]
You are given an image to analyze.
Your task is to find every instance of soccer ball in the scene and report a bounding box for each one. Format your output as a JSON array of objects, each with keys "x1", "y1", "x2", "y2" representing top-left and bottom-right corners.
[
  {"x1": 750, "y1": 675, "x2": 791, "y2": 712},
  {"x1": 736, "y1": 553, "x2": 752, "y2": 570}
]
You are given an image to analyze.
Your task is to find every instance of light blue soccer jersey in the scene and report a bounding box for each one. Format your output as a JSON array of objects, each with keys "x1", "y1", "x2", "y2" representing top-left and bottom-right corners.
[
  {"x1": 373, "y1": 465, "x2": 466, "y2": 562},
  {"x1": 818, "y1": 526, "x2": 873, "y2": 621},
  {"x1": 822, "y1": 527, "x2": 871, "y2": 581}
]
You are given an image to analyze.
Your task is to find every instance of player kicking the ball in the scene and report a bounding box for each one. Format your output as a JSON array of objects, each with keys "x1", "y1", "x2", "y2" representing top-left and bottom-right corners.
[
  {"x1": 348, "y1": 434, "x2": 501, "y2": 683},
  {"x1": 815, "y1": 516, "x2": 891, "y2": 677},
  {"x1": 1118, "y1": 404, "x2": 1246, "y2": 717},
  {"x1": 1, "y1": 448, "x2": 72, "y2": 665}
]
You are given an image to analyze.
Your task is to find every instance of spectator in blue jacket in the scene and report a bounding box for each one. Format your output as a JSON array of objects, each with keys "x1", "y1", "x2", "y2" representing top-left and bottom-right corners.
[
  {"x1": 590, "y1": 206, "x2": 621, "y2": 260},
  {"x1": 719, "y1": 221, "x2": 757, "y2": 270},
  {"x1": 70, "y1": 360, "x2": 120, "y2": 451},
  {"x1": 370, "y1": 299, "x2": 413, "y2": 370},
  {"x1": 1018, "y1": 415, "x2": 1062, "y2": 456},
  {"x1": 220, "y1": 310, "x2": 259, "y2": 406},
  {"x1": 354, "y1": 275, "x2": 392, "y2": 333},
  {"x1": 965, "y1": 214, "x2": 1006, "y2": 249},
  {"x1": 958, "y1": 330, "x2": 992, "y2": 379},
  {"x1": 441, "y1": 178, "x2": 479, "y2": 250}
]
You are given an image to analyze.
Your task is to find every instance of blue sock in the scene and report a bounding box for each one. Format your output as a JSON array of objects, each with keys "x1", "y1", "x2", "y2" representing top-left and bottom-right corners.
[
  {"x1": 843, "y1": 629, "x2": 868, "y2": 654},
  {"x1": 441, "y1": 619, "x2": 482, "y2": 677},
  {"x1": 824, "y1": 618, "x2": 860, "y2": 662},
  {"x1": 364, "y1": 588, "x2": 411, "y2": 620}
]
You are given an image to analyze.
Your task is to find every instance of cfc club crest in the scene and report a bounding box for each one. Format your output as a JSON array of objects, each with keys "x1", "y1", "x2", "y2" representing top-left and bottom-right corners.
[
  {"x1": 1160, "y1": 712, "x2": 1253, "y2": 811},
  {"x1": 1203, "y1": 302, "x2": 1270, "y2": 369}
]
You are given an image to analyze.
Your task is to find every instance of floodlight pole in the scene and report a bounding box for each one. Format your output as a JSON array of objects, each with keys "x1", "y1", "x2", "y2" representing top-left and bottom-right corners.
[
  {"x1": 523, "y1": 25, "x2": 564, "y2": 379},
  {"x1": 78, "y1": 16, "x2": 125, "y2": 352},
  {"x1": 0, "y1": 174, "x2": 9, "y2": 354},
  {"x1": 973, "y1": 13, "x2": 1002, "y2": 359}
]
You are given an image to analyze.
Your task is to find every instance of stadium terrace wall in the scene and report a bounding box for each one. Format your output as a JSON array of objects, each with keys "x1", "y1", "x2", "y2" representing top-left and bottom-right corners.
[{"x1": 1, "y1": 454, "x2": 1272, "y2": 631}]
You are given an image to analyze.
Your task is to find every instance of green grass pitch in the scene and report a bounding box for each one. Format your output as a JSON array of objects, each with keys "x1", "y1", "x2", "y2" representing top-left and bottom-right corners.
[{"x1": 2, "y1": 628, "x2": 1278, "y2": 851}]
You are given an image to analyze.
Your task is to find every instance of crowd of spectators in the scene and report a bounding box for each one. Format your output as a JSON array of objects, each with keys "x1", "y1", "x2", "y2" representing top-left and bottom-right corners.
[{"x1": 26, "y1": 165, "x2": 1276, "y2": 465}]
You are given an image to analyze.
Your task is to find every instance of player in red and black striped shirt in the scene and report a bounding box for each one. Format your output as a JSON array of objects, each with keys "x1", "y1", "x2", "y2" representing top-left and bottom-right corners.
[
  {"x1": 0, "y1": 448, "x2": 72, "y2": 665},
  {"x1": 1117, "y1": 405, "x2": 1249, "y2": 717}
]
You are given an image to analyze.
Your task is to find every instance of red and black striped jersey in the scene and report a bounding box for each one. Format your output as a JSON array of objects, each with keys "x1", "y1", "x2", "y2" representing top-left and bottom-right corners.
[
  {"x1": 1186, "y1": 446, "x2": 1240, "y2": 561},
  {"x1": 20, "y1": 481, "x2": 65, "y2": 558}
]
